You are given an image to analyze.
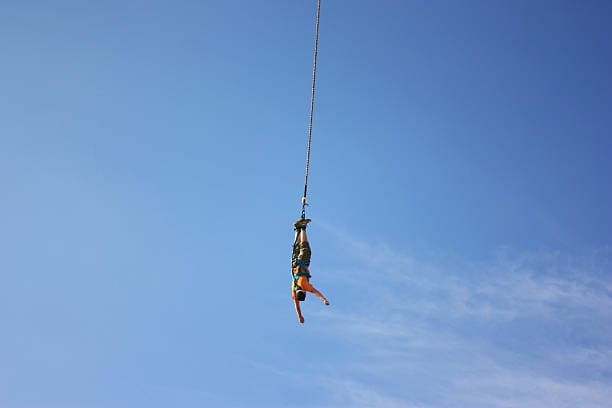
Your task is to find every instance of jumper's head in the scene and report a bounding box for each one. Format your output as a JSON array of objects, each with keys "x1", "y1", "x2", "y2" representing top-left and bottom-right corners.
[{"x1": 295, "y1": 290, "x2": 307, "y2": 302}]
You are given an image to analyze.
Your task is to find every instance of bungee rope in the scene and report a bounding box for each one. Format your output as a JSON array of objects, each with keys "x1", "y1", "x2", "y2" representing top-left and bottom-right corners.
[
  {"x1": 293, "y1": 1, "x2": 322, "y2": 292},
  {"x1": 300, "y1": 0, "x2": 321, "y2": 219}
]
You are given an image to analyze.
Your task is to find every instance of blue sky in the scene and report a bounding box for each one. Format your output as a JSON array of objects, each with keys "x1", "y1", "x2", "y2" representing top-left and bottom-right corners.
[{"x1": 1, "y1": 1, "x2": 612, "y2": 407}]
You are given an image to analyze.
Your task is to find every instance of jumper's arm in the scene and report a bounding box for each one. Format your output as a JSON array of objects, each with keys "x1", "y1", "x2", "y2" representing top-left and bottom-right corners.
[{"x1": 292, "y1": 292, "x2": 305, "y2": 324}]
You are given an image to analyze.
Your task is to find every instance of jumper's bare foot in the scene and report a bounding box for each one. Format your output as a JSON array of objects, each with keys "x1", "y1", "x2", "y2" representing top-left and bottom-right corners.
[
  {"x1": 299, "y1": 315, "x2": 305, "y2": 324},
  {"x1": 323, "y1": 299, "x2": 330, "y2": 306}
]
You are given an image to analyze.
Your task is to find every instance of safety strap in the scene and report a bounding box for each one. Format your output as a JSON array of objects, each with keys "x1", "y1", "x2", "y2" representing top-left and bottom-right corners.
[
  {"x1": 293, "y1": 270, "x2": 311, "y2": 279},
  {"x1": 292, "y1": 262, "x2": 311, "y2": 279},
  {"x1": 291, "y1": 256, "x2": 311, "y2": 292}
]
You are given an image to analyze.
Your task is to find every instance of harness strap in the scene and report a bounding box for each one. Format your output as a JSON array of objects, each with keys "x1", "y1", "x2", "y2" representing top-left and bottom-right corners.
[
  {"x1": 293, "y1": 258, "x2": 310, "y2": 267},
  {"x1": 293, "y1": 271, "x2": 311, "y2": 278},
  {"x1": 291, "y1": 260, "x2": 311, "y2": 292}
]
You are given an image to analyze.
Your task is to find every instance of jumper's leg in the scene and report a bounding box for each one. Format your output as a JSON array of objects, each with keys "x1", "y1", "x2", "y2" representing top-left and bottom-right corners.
[{"x1": 300, "y1": 228, "x2": 308, "y2": 244}]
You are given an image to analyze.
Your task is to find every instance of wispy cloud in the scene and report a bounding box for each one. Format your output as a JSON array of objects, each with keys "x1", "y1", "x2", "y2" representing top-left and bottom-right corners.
[
  {"x1": 318, "y1": 377, "x2": 428, "y2": 408},
  {"x1": 452, "y1": 365, "x2": 612, "y2": 408},
  {"x1": 321, "y1": 224, "x2": 612, "y2": 319},
  {"x1": 305, "y1": 224, "x2": 612, "y2": 408}
]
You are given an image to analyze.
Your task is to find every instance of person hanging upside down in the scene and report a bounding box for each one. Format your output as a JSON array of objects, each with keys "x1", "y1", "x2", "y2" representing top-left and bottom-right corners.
[{"x1": 291, "y1": 218, "x2": 330, "y2": 323}]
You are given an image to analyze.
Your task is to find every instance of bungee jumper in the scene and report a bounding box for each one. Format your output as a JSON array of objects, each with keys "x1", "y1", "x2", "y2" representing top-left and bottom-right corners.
[
  {"x1": 290, "y1": 0, "x2": 329, "y2": 324},
  {"x1": 291, "y1": 217, "x2": 330, "y2": 323}
]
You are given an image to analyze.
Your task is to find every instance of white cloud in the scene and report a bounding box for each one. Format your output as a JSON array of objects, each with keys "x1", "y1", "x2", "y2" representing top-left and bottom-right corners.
[
  {"x1": 307, "y1": 224, "x2": 612, "y2": 408},
  {"x1": 320, "y1": 377, "x2": 428, "y2": 408},
  {"x1": 321, "y1": 224, "x2": 612, "y2": 321},
  {"x1": 452, "y1": 365, "x2": 612, "y2": 408}
]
